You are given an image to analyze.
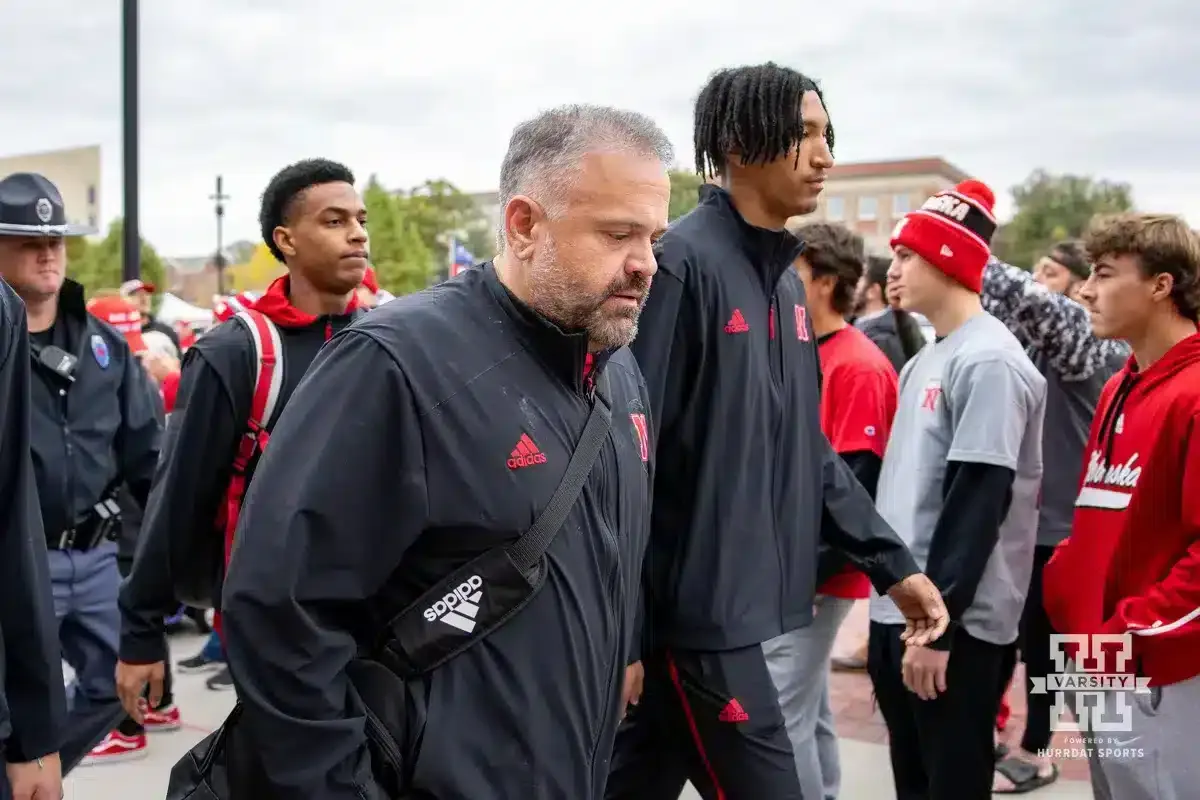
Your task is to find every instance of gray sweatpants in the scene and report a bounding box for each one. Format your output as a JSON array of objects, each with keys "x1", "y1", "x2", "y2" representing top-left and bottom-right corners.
[
  {"x1": 762, "y1": 595, "x2": 854, "y2": 800},
  {"x1": 1085, "y1": 672, "x2": 1200, "y2": 800}
]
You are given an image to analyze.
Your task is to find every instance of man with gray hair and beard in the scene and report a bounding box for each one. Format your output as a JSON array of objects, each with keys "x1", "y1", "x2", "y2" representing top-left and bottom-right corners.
[{"x1": 215, "y1": 105, "x2": 669, "y2": 799}]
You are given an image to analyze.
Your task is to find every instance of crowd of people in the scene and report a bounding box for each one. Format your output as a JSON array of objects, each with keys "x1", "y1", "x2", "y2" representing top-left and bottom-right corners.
[{"x1": 0, "y1": 61, "x2": 1197, "y2": 800}]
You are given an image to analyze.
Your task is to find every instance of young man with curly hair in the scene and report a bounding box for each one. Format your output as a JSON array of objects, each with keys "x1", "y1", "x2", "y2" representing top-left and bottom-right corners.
[
  {"x1": 116, "y1": 158, "x2": 368, "y2": 714},
  {"x1": 1043, "y1": 213, "x2": 1200, "y2": 800}
]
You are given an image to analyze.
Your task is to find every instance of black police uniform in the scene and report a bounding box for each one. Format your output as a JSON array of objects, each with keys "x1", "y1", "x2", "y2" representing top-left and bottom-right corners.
[
  {"x1": 0, "y1": 277, "x2": 66, "y2": 785},
  {"x1": 28, "y1": 278, "x2": 161, "y2": 768}
]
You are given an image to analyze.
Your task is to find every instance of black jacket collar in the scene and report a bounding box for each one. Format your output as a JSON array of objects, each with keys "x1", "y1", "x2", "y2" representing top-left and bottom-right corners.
[
  {"x1": 481, "y1": 262, "x2": 611, "y2": 395},
  {"x1": 58, "y1": 278, "x2": 88, "y2": 319},
  {"x1": 56, "y1": 278, "x2": 90, "y2": 354},
  {"x1": 699, "y1": 185, "x2": 806, "y2": 292}
]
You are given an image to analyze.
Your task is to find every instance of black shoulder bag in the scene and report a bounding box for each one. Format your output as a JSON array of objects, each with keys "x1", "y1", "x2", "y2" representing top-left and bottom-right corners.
[{"x1": 169, "y1": 377, "x2": 613, "y2": 799}]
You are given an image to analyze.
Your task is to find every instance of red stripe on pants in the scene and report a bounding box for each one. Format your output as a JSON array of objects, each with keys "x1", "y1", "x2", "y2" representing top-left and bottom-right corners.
[{"x1": 666, "y1": 651, "x2": 727, "y2": 800}]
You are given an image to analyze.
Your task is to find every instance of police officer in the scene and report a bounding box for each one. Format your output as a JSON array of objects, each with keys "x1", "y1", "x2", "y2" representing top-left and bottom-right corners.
[{"x1": 0, "y1": 173, "x2": 161, "y2": 771}]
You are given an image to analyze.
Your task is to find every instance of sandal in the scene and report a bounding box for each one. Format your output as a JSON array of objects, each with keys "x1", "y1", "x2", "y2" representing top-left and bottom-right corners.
[
  {"x1": 994, "y1": 758, "x2": 1059, "y2": 794},
  {"x1": 831, "y1": 655, "x2": 867, "y2": 671}
]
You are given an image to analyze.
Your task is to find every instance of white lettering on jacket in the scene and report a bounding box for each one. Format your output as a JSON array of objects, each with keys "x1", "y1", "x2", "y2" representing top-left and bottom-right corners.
[
  {"x1": 1076, "y1": 451, "x2": 1141, "y2": 510},
  {"x1": 1085, "y1": 451, "x2": 1142, "y2": 488}
]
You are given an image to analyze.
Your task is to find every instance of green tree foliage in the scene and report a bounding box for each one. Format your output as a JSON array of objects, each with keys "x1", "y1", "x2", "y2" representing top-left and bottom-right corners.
[
  {"x1": 462, "y1": 225, "x2": 495, "y2": 265},
  {"x1": 668, "y1": 169, "x2": 704, "y2": 221},
  {"x1": 364, "y1": 177, "x2": 496, "y2": 293},
  {"x1": 226, "y1": 243, "x2": 286, "y2": 292},
  {"x1": 404, "y1": 180, "x2": 479, "y2": 249},
  {"x1": 66, "y1": 219, "x2": 166, "y2": 301},
  {"x1": 402, "y1": 179, "x2": 493, "y2": 270},
  {"x1": 363, "y1": 176, "x2": 435, "y2": 295},
  {"x1": 993, "y1": 170, "x2": 1135, "y2": 269}
]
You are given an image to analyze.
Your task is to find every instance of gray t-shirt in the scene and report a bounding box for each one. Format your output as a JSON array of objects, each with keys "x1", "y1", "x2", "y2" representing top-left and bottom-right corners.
[{"x1": 869, "y1": 312, "x2": 1047, "y2": 645}]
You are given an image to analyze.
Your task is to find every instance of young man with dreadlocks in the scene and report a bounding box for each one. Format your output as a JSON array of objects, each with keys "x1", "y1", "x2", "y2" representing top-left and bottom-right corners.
[{"x1": 605, "y1": 62, "x2": 946, "y2": 799}]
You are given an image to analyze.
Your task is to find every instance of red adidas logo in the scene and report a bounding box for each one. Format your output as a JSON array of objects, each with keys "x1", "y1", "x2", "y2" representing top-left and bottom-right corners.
[
  {"x1": 718, "y1": 698, "x2": 749, "y2": 723},
  {"x1": 507, "y1": 433, "x2": 547, "y2": 470},
  {"x1": 724, "y1": 309, "x2": 750, "y2": 334}
]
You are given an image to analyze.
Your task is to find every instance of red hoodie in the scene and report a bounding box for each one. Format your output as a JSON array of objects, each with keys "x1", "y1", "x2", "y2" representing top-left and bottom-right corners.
[
  {"x1": 161, "y1": 371, "x2": 181, "y2": 413},
  {"x1": 1043, "y1": 332, "x2": 1200, "y2": 686}
]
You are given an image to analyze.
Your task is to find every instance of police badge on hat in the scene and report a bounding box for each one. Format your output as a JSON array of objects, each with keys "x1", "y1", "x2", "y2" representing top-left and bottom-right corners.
[
  {"x1": 0, "y1": 172, "x2": 95, "y2": 237},
  {"x1": 90, "y1": 334, "x2": 111, "y2": 369}
]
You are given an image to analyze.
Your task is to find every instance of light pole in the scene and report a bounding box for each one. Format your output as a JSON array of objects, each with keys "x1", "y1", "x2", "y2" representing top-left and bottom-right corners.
[
  {"x1": 120, "y1": 0, "x2": 139, "y2": 282},
  {"x1": 210, "y1": 175, "x2": 229, "y2": 295}
]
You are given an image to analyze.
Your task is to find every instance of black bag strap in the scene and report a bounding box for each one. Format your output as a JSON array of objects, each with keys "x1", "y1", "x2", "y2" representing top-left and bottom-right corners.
[{"x1": 507, "y1": 372, "x2": 612, "y2": 572}]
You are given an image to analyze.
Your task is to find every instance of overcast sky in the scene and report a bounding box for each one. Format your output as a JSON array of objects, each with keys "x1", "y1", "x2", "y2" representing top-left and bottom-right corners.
[{"x1": 2, "y1": 1, "x2": 1197, "y2": 256}]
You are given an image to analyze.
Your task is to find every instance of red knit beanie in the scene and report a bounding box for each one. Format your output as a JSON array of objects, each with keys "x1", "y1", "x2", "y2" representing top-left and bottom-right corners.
[{"x1": 889, "y1": 179, "x2": 998, "y2": 293}]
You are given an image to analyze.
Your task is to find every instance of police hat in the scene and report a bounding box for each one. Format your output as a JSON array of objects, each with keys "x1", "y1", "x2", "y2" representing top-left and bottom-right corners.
[{"x1": 0, "y1": 172, "x2": 94, "y2": 237}]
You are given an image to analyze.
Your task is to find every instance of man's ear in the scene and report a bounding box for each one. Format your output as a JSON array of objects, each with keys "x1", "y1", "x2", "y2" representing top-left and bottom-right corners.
[
  {"x1": 502, "y1": 196, "x2": 542, "y2": 261},
  {"x1": 1151, "y1": 271, "x2": 1176, "y2": 305},
  {"x1": 273, "y1": 226, "x2": 297, "y2": 260},
  {"x1": 814, "y1": 274, "x2": 838, "y2": 301}
]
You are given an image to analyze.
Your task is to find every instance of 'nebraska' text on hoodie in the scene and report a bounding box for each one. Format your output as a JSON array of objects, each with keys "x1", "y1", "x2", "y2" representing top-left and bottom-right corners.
[{"x1": 1044, "y1": 332, "x2": 1200, "y2": 686}]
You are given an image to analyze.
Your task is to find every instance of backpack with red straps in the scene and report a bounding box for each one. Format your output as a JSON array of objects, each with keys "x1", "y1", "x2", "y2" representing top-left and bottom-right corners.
[
  {"x1": 212, "y1": 310, "x2": 284, "y2": 635},
  {"x1": 170, "y1": 309, "x2": 283, "y2": 614}
]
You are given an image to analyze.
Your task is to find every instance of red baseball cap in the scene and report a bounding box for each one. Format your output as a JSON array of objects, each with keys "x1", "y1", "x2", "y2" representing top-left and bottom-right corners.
[
  {"x1": 211, "y1": 291, "x2": 259, "y2": 323},
  {"x1": 120, "y1": 278, "x2": 157, "y2": 296},
  {"x1": 86, "y1": 296, "x2": 148, "y2": 353}
]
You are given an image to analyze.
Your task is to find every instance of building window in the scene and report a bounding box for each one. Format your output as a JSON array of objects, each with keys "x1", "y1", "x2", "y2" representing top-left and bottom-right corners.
[
  {"x1": 892, "y1": 193, "x2": 910, "y2": 217},
  {"x1": 87, "y1": 185, "x2": 96, "y2": 205},
  {"x1": 825, "y1": 196, "x2": 844, "y2": 221},
  {"x1": 858, "y1": 196, "x2": 878, "y2": 221}
]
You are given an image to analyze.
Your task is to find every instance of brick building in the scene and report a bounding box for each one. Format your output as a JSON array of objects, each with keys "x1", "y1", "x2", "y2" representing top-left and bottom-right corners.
[{"x1": 795, "y1": 157, "x2": 972, "y2": 255}]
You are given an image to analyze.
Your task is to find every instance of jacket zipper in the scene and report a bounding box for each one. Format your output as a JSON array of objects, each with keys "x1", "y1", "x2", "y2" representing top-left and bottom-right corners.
[
  {"x1": 587, "y1": 426, "x2": 622, "y2": 787},
  {"x1": 587, "y1": 554, "x2": 620, "y2": 788},
  {"x1": 363, "y1": 705, "x2": 406, "y2": 776},
  {"x1": 769, "y1": 295, "x2": 786, "y2": 393},
  {"x1": 61, "y1": 386, "x2": 74, "y2": 531},
  {"x1": 768, "y1": 293, "x2": 788, "y2": 619}
]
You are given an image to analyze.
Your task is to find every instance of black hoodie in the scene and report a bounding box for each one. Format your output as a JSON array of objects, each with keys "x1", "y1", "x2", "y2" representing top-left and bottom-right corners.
[
  {"x1": 118, "y1": 276, "x2": 364, "y2": 664},
  {"x1": 633, "y1": 186, "x2": 918, "y2": 651}
]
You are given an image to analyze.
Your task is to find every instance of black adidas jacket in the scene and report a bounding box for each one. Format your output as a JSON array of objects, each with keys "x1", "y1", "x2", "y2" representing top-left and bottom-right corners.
[
  {"x1": 222, "y1": 264, "x2": 653, "y2": 800},
  {"x1": 634, "y1": 185, "x2": 918, "y2": 651},
  {"x1": 0, "y1": 279, "x2": 65, "y2": 763},
  {"x1": 118, "y1": 281, "x2": 364, "y2": 664}
]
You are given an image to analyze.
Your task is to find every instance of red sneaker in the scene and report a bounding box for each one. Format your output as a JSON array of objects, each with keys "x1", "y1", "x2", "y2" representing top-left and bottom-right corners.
[
  {"x1": 80, "y1": 731, "x2": 148, "y2": 765},
  {"x1": 144, "y1": 703, "x2": 182, "y2": 732}
]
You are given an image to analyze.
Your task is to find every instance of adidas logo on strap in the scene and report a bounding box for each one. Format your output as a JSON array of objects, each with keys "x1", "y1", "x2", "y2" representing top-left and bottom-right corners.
[{"x1": 423, "y1": 575, "x2": 484, "y2": 633}]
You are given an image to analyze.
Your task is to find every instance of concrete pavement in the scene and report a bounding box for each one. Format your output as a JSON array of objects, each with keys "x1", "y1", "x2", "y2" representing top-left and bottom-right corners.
[{"x1": 64, "y1": 633, "x2": 1094, "y2": 799}]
